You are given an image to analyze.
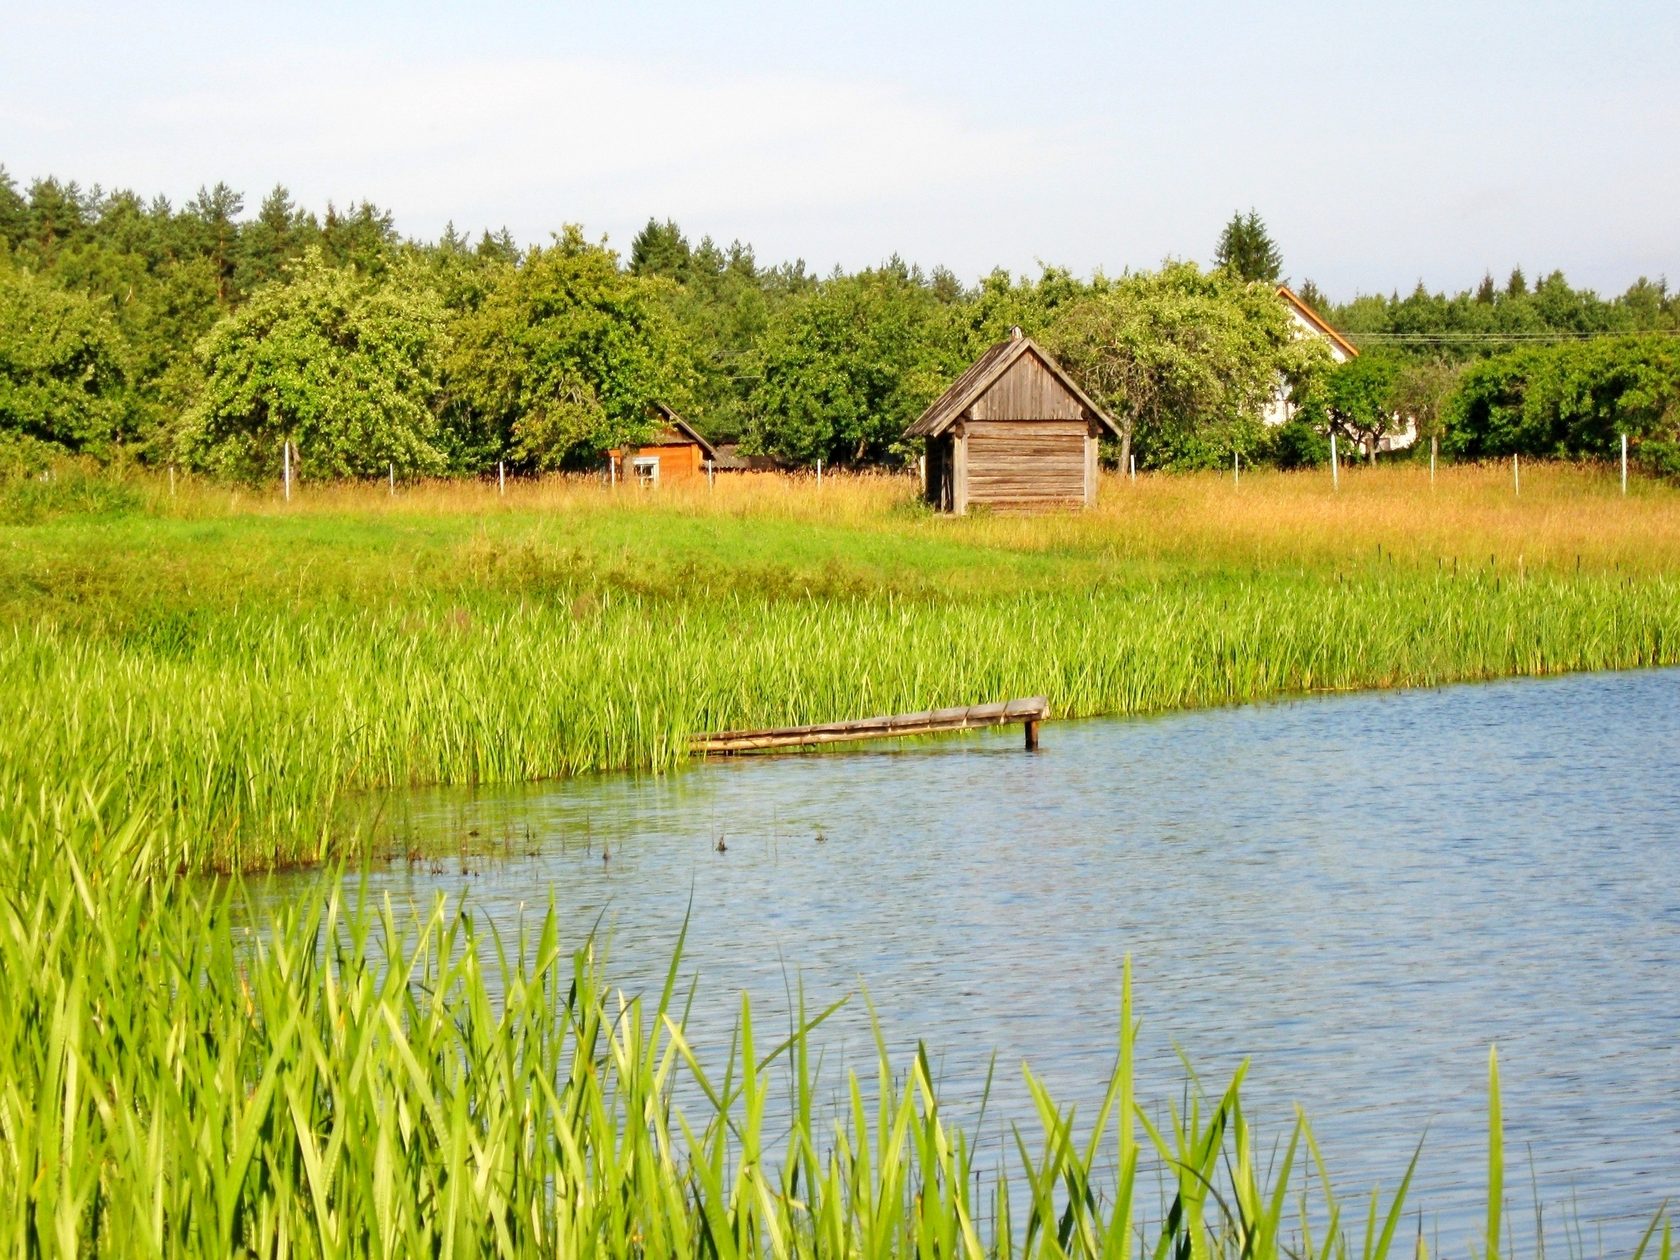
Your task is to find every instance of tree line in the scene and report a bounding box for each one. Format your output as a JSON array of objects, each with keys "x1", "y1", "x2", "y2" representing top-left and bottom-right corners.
[{"x1": 3, "y1": 171, "x2": 1678, "y2": 482}]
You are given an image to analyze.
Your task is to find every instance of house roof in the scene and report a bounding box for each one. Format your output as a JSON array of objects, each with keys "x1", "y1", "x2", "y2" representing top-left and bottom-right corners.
[
  {"x1": 709, "y1": 443, "x2": 755, "y2": 471},
  {"x1": 1276, "y1": 286, "x2": 1359, "y2": 359},
  {"x1": 650, "y1": 402, "x2": 717, "y2": 461},
  {"x1": 903, "y1": 333, "x2": 1121, "y2": 440}
]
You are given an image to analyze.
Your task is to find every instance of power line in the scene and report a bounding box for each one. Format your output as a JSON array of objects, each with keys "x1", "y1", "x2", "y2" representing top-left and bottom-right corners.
[{"x1": 1349, "y1": 329, "x2": 1680, "y2": 344}]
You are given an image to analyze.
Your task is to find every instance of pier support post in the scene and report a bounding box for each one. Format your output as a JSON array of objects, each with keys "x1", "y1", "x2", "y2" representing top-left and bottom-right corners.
[{"x1": 1024, "y1": 718, "x2": 1040, "y2": 751}]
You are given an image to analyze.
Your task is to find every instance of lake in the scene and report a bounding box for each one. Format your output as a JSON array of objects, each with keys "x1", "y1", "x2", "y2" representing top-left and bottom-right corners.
[{"x1": 274, "y1": 668, "x2": 1680, "y2": 1253}]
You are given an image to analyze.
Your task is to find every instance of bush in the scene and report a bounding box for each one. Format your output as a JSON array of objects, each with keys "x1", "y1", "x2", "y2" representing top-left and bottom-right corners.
[
  {"x1": 0, "y1": 460, "x2": 144, "y2": 524},
  {"x1": 1443, "y1": 336, "x2": 1680, "y2": 459},
  {"x1": 1271, "y1": 415, "x2": 1331, "y2": 468}
]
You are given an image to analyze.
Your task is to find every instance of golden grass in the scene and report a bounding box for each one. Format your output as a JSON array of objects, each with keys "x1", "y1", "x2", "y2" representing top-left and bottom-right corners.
[{"x1": 143, "y1": 459, "x2": 1680, "y2": 578}]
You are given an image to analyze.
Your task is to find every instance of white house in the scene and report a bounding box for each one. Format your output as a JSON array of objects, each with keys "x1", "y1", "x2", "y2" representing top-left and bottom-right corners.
[{"x1": 1264, "y1": 285, "x2": 1417, "y2": 454}]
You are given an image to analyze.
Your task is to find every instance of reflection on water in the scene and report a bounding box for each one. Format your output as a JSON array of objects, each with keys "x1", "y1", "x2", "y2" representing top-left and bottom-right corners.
[{"x1": 265, "y1": 668, "x2": 1680, "y2": 1251}]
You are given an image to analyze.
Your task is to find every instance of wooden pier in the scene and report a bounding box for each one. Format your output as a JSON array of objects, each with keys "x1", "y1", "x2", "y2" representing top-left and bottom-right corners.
[{"x1": 690, "y1": 696, "x2": 1049, "y2": 755}]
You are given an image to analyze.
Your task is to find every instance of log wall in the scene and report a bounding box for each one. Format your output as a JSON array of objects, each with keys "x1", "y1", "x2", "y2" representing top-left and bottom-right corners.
[{"x1": 961, "y1": 420, "x2": 1087, "y2": 511}]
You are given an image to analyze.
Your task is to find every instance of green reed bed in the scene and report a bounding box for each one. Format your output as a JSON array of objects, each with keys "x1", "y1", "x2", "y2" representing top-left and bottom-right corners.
[
  {"x1": 4, "y1": 563, "x2": 1678, "y2": 870},
  {"x1": 4, "y1": 776, "x2": 1669, "y2": 1258}
]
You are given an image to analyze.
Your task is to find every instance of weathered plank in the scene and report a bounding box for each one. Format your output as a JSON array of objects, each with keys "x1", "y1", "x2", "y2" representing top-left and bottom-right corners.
[
  {"x1": 964, "y1": 419, "x2": 1086, "y2": 507},
  {"x1": 691, "y1": 696, "x2": 1050, "y2": 755},
  {"x1": 967, "y1": 356, "x2": 1086, "y2": 422}
]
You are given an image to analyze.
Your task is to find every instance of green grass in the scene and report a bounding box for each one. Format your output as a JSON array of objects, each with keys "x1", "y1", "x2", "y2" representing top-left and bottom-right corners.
[
  {"x1": 6, "y1": 771, "x2": 1669, "y2": 1257},
  {"x1": 5, "y1": 465, "x2": 1680, "y2": 870},
  {"x1": 4, "y1": 465, "x2": 1678, "y2": 1253}
]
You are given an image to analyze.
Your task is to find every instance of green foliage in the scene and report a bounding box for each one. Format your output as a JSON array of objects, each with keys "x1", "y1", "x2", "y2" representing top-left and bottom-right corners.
[
  {"x1": 0, "y1": 165, "x2": 25, "y2": 248},
  {"x1": 1046, "y1": 263, "x2": 1313, "y2": 469},
  {"x1": 628, "y1": 216, "x2": 692, "y2": 281},
  {"x1": 746, "y1": 266, "x2": 959, "y2": 466},
  {"x1": 237, "y1": 184, "x2": 322, "y2": 294},
  {"x1": 1442, "y1": 336, "x2": 1680, "y2": 468},
  {"x1": 446, "y1": 227, "x2": 694, "y2": 470},
  {"x1": 1389, "y1": 357, "x2": 1463, "y2": 447},
  {"x1": 1271, "y1": 414, "x2": 1331, "y2": 468},
  {"x1": 656, "y1": 232, "x2": 782, "y2": 445},
  {"x1": 952, "y1": 265, "x2": 1097, "y2": 355},
  {"x1": 1329, "y1": 272, "x2": 1678, "y2": 359},
  {"x1": 1297, "y1": 351, "x2": 1404, "y2": 463},
  {"x1": 5, "y1": 160, "x2": 1680, "y2": 483},
  {"x1": 0, "y1": 262, "x2": 130, "y2": 457},
  {"x1": 186, "y1": 249, "x2": 450, "y2": 479},
  {"x1": 1214, "y1": 209, "x2": 1283, "y2": 284}
]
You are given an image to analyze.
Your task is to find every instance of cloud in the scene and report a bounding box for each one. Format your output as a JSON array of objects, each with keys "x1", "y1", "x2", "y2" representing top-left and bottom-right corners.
[{"x1": 75, "y1": 50, "x2": 1066, "y2": 250}]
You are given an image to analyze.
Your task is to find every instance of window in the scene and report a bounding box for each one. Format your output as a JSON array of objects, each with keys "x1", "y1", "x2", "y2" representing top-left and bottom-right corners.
[{"x1": 631, "y1": 456, "x2": 659, "y2": 486}]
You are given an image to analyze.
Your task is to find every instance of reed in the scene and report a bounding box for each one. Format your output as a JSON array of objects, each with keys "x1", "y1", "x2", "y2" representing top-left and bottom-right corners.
[
  {"x1": 4, "y1": 463, "x2": 1679, "y2": 871},
  {"x1": 3, "y1": 775, "x2": 1668, "y2": 1257}
]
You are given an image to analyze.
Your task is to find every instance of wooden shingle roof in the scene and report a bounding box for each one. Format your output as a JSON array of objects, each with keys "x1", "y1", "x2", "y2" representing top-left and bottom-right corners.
[
  {"x1": 651, "y1": 402, "x2": 717, "y2": 461},
  {"x1": 903, "y1": 334, "x2": 1121, "y2": 439}
]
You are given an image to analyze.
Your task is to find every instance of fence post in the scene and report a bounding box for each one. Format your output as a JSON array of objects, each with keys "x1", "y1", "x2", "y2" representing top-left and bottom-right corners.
[
  {"x1": 283, "y1": 439, "x2": 292, "y2": 502},
  {"x1": 1233, "y1": 449, "x2": 1239, "y2": 486},
  {"x1": 168, "y1": 464, "x2": 176, "y2": 497},
  {"x1": 1621, "y1": 434, "x2": 1628, "y2": 495},
  {"x1": 1513, "y1": 453, "x2": 1520, "y2": 497},
  {"x1": 1430, "y1": 436, "x2": 1437, "y2": 488},
  {"x1": 498, "y1": 460, "x2": 505, "y2": 496},
  {"x1": 1129, "y1": 454, "x2": 1136, "y2": 481},
  {"x1": 816, "y1": 458, "x2": 823, "y2": 488},
  {"x1": 706, "y1": 459, "x2": 715, "y2": 490},
  {"x1": 1330, "y1": 434, "x2": 1339, "y2": 491},
  {"x1": 389, "y1": 462, "x2": 395, "y2": 496}
]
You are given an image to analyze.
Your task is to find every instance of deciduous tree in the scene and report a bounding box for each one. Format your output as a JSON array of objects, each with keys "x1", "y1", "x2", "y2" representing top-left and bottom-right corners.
[
  {"x1": 745, "y1": 268, "x2": 958, "y2": 467},
  {"x1": 1045, "y1": 263, "x2": 1308, "y2": 471},
  {"x1": 186, "y1": 249, "x2": 450, "y2": 479},
  {"x1": 444, "y1": 227, "x2": 695, "y2": 470},
  {"x1": 0, "y1": 261, "x2": 129, "y2": 460}
]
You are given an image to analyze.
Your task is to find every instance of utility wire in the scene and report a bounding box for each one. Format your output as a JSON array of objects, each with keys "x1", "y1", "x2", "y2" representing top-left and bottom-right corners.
[{"x1": 1349, "y1": 329, "x2": 1680, "y2": 344}]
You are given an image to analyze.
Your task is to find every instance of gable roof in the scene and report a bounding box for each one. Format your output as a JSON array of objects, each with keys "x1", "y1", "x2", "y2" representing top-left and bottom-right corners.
[
  {"x1": 1277, "y1": 285, "x2": 1359, "y2": 359},
  {"x1": 904, "y1": 334, "x2": 1121, "y2": 439},
  {"x1": 650, "y1": 401, "x2": 717, "y2": 460}
]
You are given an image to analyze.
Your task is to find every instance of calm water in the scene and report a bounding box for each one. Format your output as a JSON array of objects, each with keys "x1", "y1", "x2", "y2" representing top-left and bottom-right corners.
[{"x1": 278, "y1": 669, "x2": 1680, "y2": 1251}]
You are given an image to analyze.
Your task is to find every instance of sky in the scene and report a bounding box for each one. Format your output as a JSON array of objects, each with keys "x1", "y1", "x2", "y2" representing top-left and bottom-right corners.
[{"x1": 3, "y1": 0, "x2": 1677, "y2": 300}]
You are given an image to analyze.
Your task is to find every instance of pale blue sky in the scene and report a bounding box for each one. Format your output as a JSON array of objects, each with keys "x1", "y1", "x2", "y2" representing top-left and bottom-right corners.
[{"x1": 4, "y1": 1, "x2": 1676, "y2": 299}]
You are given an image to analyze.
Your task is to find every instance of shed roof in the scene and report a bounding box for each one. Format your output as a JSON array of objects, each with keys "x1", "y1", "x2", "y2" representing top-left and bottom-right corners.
[
  {"x1": 903, "y1": 335, "x2": 1121, "y2": 439},
  {"x1": 650, "y1": 402, "x2": 717, "y2": 460},
  {"x1": 1277, "y1": 286, "x2": 1359, "y2": 360}
]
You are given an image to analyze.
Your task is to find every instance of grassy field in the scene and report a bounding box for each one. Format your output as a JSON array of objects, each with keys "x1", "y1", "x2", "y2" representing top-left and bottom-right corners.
[
  {"x1": 4, "y1": 460, "x2": 1679, "y2": 870},
  {"x1": 4, "y1": 461, "x2": 1678, "y2": 1252}
]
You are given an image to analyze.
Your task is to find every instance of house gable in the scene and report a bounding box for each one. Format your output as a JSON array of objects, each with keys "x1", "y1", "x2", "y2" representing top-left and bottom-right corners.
[
  {"x1": 968, "y1": 351, "x2": 1088, "y2": 422},
  {"x1": 1277, "y1": 286, "x2": 1358, "y2": 361},
  {"x1": 904, "y1": 334, "x2": 1120, "y2": 439}
]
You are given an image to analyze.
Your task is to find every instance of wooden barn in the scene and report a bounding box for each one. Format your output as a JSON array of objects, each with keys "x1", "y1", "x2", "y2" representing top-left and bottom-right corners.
[
  {"x1": 905, "y1": 329, "x2": 1120, "y2": 513},
  {"x1": 608, "y1": 403, "x2": 717, "y2": 487}
]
